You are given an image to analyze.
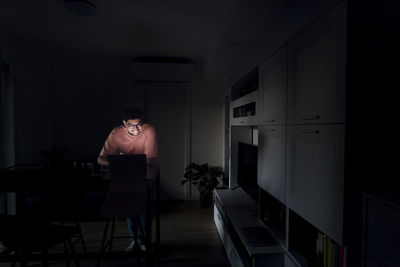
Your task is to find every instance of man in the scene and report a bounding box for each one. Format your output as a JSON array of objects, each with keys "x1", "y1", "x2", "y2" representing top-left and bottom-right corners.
[
  {"x1": 97, "y1": 107, "x2": 157, "y2": 167},
  {"x1": 97, "y1": 107, "x2": 157, "y2": 251}
]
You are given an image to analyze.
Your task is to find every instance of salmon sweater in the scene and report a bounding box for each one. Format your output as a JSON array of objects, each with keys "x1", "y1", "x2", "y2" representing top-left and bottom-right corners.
[{"x1": 99, "y1": 124, "x2": 158, "y2": 161}]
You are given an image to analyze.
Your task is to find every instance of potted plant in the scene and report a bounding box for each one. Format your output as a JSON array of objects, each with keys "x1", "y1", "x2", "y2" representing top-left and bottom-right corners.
[{"x1": 182, "y1": 162, "x2": 224, "y2": 208}]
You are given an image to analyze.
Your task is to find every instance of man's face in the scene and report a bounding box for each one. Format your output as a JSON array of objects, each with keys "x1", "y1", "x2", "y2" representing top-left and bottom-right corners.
[{"x1": 123, "y1": 119, "x2": 143, "y2": 136}]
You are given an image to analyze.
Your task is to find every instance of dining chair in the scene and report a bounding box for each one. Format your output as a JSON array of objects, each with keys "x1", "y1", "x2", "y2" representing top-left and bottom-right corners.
[
  {"x1": 42, "y1": 191, "x2": 87, "y2": 253},
  {"x1": 96, "y1": 154, "x2": 152, "y2": 267},
  {"x1": 0, "y1": 214, "x2": 81, "y2": 267}
]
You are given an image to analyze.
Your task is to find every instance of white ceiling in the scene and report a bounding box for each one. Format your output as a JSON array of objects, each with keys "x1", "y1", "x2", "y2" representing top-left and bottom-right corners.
[{"x1": 0, "y1": 0, "x2": 336, "y2": 77}]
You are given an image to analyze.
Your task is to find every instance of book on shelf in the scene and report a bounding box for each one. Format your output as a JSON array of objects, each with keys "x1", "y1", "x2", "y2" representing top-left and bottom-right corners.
[
  {"x1": 328, "y1": 237, "x2": 333, "y2": 267},
  {"x1": 343, "y1": 247, "x2": 347, "y2": 267},
  {"x1": 316, "y1": 232, "x2": 324, "y2": 263},
  {"x1": 323, "y1": 235, "x2": 327, "y2": 267},
  {"x1": 319, "y1": 233, "x2": 345, "y2": 267}
]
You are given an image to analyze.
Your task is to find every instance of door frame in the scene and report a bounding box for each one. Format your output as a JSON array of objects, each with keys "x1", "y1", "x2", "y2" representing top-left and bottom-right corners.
[{"x1": 143, "y1": 84, "x2": 193, "y2": 199}]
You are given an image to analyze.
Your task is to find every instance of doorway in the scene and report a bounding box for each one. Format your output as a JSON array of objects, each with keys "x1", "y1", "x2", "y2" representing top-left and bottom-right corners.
[
  {"x1": 144, "y1": 88, "x2": 188, "y2": 200},
  {"x1": 0, "y1": 48, "x2": 16, "y2": 214}
]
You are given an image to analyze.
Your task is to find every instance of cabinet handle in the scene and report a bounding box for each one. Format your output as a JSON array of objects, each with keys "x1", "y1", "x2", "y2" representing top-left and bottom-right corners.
[
  {"x1": 301, "y1": 115, "x2": 320, "y2": 120},
  {"x1": 266, "y1": 128, "x2": 276, "y2": 132},
  {"x1": 265, "y1": 119, "x2": 276, "y2": 122},
  {"x1": 300, "y1": 130, "x2": 320, "y2": 134},
  {"x1": 290, "y1": 136, "x2": 296, "y2": 197},
  {"x1": 240, "y1": 121, "x2": 245, "y2": 124},
  {"x1": 231, "y1": 249, "x2": 239, "y2": 261}
]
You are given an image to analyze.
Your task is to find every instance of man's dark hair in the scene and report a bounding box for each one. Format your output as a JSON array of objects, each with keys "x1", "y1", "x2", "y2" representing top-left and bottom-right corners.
[{"x1": 123, "y1": 107, "x2": 145, "y2": 122}]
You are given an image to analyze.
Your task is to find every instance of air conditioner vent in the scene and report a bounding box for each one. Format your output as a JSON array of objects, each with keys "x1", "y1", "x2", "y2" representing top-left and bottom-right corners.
[
  {"x1": 133, "y1": 56, "x2": 193, "y2": 64},
  {"x1": 133, "y1": 80, "x2": 190, "y2": 85}
]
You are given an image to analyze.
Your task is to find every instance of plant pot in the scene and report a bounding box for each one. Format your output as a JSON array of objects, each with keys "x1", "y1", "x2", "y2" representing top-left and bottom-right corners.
[{"x1": 199, "y1": 192, "x2": 213, "y2": 208}]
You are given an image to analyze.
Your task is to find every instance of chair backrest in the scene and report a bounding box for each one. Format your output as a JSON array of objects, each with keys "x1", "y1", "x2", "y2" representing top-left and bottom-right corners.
[
  {"x1": 100, "y1": 191, "x2": 147, "y2": 219},
  {"x1": 101, "y1": 154, "x2": 150, "y2": 218}
]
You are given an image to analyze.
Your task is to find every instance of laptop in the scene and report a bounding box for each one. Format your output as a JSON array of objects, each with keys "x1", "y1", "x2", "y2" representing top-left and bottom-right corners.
[{"x1": 107, "y1": 154, "x2": 147, "y2": 181}]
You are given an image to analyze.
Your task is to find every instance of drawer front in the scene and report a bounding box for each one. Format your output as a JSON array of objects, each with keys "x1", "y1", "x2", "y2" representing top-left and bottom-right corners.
[
  {"x1": 228, "y1": 244, "x2": 245, "y2": 267},
  {"x1": 214, "y1": 205, "x2": 228, "y2": 248}
]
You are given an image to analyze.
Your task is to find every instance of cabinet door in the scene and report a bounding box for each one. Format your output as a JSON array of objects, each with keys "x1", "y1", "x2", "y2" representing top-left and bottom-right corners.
[
  {"x1": 286, "y1": 124, "x2": 344, "y2": 244},
  {"x1": 258, "y1": 125, "x2": 286, "y2": 204},
  {"x1": 287, "y1": 3, "x2": 346, "y2": 124},
  {"x1": 258, "y1": 47, "x2": 287, "y2": 125}
]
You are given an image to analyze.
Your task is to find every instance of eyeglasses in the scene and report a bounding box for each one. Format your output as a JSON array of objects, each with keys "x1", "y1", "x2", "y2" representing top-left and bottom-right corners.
[{"x1": 126, "y1": 122, "x2": 143, "y2": 129}]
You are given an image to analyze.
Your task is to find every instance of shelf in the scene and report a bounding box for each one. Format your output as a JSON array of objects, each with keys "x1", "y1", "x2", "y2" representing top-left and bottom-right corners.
[
  {"x1": 230, "y1": 90, "x2": 258, "y2": 126},
  {"x1": 229, "y1": 212, "x2": 283, "y2": 256},
  {"x1": 214, "y1": 188, "x2": 284, "y2": 267},
  {"x1": 233, "y1": 102, "x2": 256, "y2": 118},
  {"x1": 288, "y1": 209, "x2": 345, "y2": 267},
  {"x1": 259, "y1": 188, "x2": 286, "y2": 245},
  {"x1": 215, "y1": 188, "x2": 258, "y2": 214}
]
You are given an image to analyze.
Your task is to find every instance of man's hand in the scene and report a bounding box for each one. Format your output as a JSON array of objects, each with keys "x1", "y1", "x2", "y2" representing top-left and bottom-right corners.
[{"x1": 97, "y1": 155, "x2": 109, "y2": 167}]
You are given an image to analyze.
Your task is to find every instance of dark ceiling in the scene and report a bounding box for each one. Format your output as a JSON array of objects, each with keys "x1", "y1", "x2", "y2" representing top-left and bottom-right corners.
[{"x1": 0, "y1": 0, "x2": 336, "y2": 78}]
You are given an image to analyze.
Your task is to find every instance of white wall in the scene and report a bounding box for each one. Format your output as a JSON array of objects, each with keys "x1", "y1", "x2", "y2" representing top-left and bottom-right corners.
[
  {"x1": 191, "y1": 77, "x2": 226, "y2": 168},
  {"x1": 0, "y1": 34, "x2": 144, "y2": 163},
  {"x1": 145, "y1": 87, "x2": 188, "y2": 199},
  {"x1": 1, "y1": 33, "x2": 228, "y2": 185},
  {"x1": 1, "y1": 39, "x2": 54, "y2": 164},
  {"x1": 1, "y1": 40, "x2": 15, "y2": 168},
  {"x1": 49, "y1": 52, "x2": 143, "y2": 161}
]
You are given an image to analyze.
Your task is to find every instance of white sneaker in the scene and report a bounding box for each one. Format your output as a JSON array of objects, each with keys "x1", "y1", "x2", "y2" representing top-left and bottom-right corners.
[
  {"x1": 126, "y1": 240, "x2": 135, "y2": 251},
  {"x1": 126, "y1": 240, "x2": 146, "y2": 252},
  {"x1": 0, "y1": 241, "x2": 5, "y2": 253}
]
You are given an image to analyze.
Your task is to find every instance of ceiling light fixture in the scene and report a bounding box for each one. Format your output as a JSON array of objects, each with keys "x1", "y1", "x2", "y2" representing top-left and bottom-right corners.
[{"x1": 64, "y1": 0, "x2": 97, "y2": 16}]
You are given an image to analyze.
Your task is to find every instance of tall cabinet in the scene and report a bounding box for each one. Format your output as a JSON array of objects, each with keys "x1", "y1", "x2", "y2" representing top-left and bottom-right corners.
[
  {"x1": 285, "y1": 2, "x2": 347, "y2": 245},
  {"x1": 216, "y1": 0, "x2": 399, "y2": 266},
  {"x1": 258, "y1": 46, "x2": 288, "y2": 204},
  {"x1": 228, "y1": 1, "x2": 348, "y2": 267},
  {"x1": 257, "y1": 1, "x2": 348, "y2": 266}
]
